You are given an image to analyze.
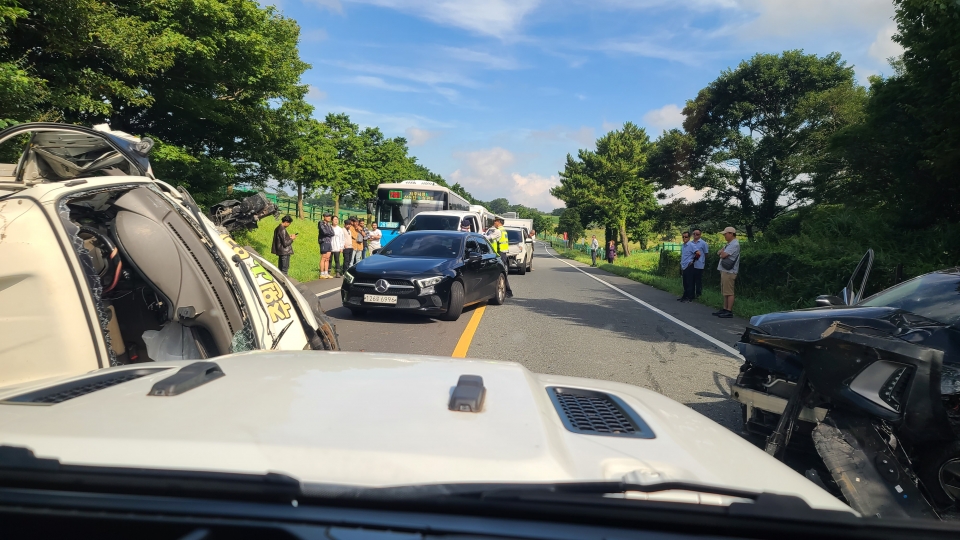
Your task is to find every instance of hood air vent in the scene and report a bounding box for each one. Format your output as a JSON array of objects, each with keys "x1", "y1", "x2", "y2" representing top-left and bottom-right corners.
[
  {"x1": 547, "y1": 387, "x2": 655, "y2": 439},
  {"x1": 3, "y1": 368, "x2": 169, "y2": 405}
]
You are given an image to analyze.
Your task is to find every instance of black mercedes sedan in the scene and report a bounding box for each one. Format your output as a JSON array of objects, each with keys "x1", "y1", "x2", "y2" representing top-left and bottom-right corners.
[{"x1": 340, "y1": 231, "x2": 506, "y2": 321}]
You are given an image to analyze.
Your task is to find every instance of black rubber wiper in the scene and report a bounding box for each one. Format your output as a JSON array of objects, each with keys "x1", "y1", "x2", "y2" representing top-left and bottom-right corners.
[
  {"x1": 316, "y1": 480, "x2": 759, "y2": 501},
  {"x1": 0, "y1": 445, "x2": 300, "y2": 503}
]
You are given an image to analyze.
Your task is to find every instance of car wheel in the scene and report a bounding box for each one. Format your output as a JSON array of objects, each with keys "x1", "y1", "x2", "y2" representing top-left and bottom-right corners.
[
  {"x1": 917, "y1": 441, "x2": 960, "y2": 509},
  {"x1": 517, "y1": 258, "x2": 526, "y2": 275},
  {"x1": 440, "y1": 281, "x2": 464, "y2": 321},
  {"x1": 348, "y1": 308, "x2": 367, "y2": 317},
  {"x1": 489, "y1": 273, "x2": 506, "y2": 305}
]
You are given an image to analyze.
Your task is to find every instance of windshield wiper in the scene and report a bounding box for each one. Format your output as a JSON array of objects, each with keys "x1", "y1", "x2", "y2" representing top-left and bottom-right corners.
[{"x1": 0, "y1": 445, "x2": 299, "y2": 503}]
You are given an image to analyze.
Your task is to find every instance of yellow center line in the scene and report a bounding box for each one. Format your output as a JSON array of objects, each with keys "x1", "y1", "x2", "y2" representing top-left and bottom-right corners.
[{"x1": 451, "y1": 305, "x2": 486, "y2": 358}]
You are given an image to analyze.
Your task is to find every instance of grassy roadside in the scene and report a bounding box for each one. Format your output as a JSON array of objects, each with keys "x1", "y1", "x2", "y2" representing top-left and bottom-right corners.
[
  {"x1": 547, "y1": 243, "x2": 791, "y2": 319},
  {"x1": 232, "y1": 216, "x2": 328, "y2": 282}
]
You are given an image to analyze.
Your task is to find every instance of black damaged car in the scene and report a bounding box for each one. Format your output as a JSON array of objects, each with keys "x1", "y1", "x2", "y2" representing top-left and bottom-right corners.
[
  {"x1": 340, "y1": 231, "x2": 507, "y2": 321},
  {"x1": 731, "y1": 250, "x2": 960, "y2": 519}
]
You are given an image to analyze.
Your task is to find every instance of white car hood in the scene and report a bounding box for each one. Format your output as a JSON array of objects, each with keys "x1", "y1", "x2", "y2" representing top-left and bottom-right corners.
[{"x1": 0, "y1": 352, "x2": 850, "y2": 512}]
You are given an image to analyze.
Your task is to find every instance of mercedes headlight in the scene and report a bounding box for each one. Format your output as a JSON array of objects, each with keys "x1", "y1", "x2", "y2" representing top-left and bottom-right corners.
[
  {"x1": 415, "y1": 276, "x2": 444, "y2": 288},
  {"x1": 343, "y1": 270, "x2": 355, "y2": 284}
]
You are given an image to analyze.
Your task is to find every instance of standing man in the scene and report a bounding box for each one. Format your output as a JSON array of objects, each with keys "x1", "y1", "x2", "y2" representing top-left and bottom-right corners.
[
  {"x1": 714, "y1": 227, "x2": 740, "y2": 318},
  {"x1": 367, "y1": 221, "x2": 382, "y2": 254},
  {"x1": 271, "y1": 215, "x2": 297, "y2": 275},
  {"x1": 484, "y1": 217, "x2": 514, "y2": 298},
  {"x1": 342, "y1": 218, "x2": 355, "y2": 270},
  {"x1": 349, "y1": 218, "x2": 364, "y2": 266},
  {"x1": 679, "y1": 231, "x2": 696, "y2": 302},
  {"x1": 690, "y1": 228, "x2": 709, "y2": 298},
  {"x1": 318, "y1": 212, "x2": 335, "y2": 279},
  {"x1": 590, "y1": 235, "x2": 600, "y2": 266}
]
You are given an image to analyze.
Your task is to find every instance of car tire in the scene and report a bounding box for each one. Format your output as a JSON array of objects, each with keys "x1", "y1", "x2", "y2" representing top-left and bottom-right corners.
[
  {"x1": 440, "y1": 281, "x2": 464, "y2": 321},
  {"x1": 517, "y1": 258, "x2": 526, "y2": 275},
  {"x1": 348, "y1": 308, "x2": 367, "y2": 317},
  {"x1": 489, "y1": 273, "x2": 506, "y2": 305},
  {"x1": 917, "y1": 441, "x2": 960, "y2": 509}
]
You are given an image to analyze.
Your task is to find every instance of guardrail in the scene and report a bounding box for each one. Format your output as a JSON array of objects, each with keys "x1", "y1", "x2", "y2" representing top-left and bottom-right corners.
[{"x1": 262, "y1": 193, "x2": 366, "y2": 223}]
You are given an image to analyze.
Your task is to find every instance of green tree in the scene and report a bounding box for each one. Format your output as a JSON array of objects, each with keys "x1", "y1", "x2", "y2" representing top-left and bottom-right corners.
[
  {"x1": 0, "y1": 0, "x2": 309, "y2": 202},
  {"x1": 668, "y1": 50, "x2": 864, "y2": 239},
  {"x1": 556, "y1": 207, "x2": 585, "y2": 248},
  {"x1": 552, "y1": 122, "x2": 656, "y2": 256},
  {"x1": 821, "y1": 1, "x2": 960, "y2": 226}
]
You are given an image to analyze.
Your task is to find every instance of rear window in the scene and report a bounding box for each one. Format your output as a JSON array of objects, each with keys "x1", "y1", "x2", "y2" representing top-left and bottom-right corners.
[
  {"x1": 506, "y1": 229, "x2": 523, "y2": 244},
  {"x1": 860, "y1": 270, "x2": 960, "y2": 325},
  {"x1": 406, "y1": 215, "x2": 462, "y2": 232},
  {"x1": 379, "y1": 234, "x2": 462, "y2": 258}
]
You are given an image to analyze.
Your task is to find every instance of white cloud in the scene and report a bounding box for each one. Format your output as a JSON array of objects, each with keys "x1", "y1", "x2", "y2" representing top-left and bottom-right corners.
[
  {"x1": 306, "y1": 85, "x2": 327, "y2": 101},
  {"x1": 529, "y1": 125, "x2": 595, "y2": 147},
  {"x1": 660, "y1": 185, "x2": 707, "y2": 203},
  {"x1": 345, "y1": 75, "x2": 422, "y2": 92},
  {"x1": 300, "y1": 28, "x2": 329, "y2": 42},
  {"x1": 342, "y1": 0, "x2": 541, "y2": 38},
  {"x1": 442, "y1": 47, "x2": 521, "y2": 70},
  {"x1": 405, "y1": 127, "x2": 440, "y2": 146},
  {"x1": 730, "y1": 0, "x2": 895, "y2": 39},
  {"x1": 327, "y1": 106, "x2": 455, "y2": 135},
  {"x1": 303, "y1": 0, "x2": 343, "y2": 13},
  {"x1": 868, "y1": 23, "x2": 903, "y2": 64},
  {"x1": 643, "y1": 104, "x2": 685, "y2": 132},
  {"x1": 321, "y1": 60, "x2": 479, "y2": 88},
  {"x1": 448, "y1": 147, "x2": 562, "y2": 210},
  {"x1": 593, "y1": 38, "x2": 702, "y2": 65},
  {"x1": 601, "y1": 120, "x2": 619, "y2": 132}
]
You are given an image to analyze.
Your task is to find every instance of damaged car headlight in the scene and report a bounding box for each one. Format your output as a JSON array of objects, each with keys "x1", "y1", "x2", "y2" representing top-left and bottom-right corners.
[
  {"x1": 942, "y1": 364, "x2": 960, "y2": 396},
  {"x1": 343, "y1": 270, "x2": 354, "y2": 284}
]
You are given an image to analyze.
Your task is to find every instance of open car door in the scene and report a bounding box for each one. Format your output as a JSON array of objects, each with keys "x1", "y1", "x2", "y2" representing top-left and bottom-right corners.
[{"x1": 842, "y1": 249, "x2": 874, "y2": 305}]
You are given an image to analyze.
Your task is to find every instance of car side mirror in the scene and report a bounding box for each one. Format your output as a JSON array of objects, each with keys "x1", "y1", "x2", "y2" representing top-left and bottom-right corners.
[
  {"x1": 366, "y1": 199, "x2": 376, "y2": 215},
  {"x1": 398, "y1": 225, "x2": 406, "y2": 233},
  {"x1": 372, "y1": 248, "x2": 381, "y2": 255},
  {"x1": 815, "y1": 294, "x2": 846, "y2": 307},
  {"x1": 467, "y1": 252, "x2": 481, "y2": 263}
]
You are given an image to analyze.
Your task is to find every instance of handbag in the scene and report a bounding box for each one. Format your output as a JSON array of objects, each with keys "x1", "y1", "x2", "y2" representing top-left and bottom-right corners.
[{"x1": 720, "y1": 253, "x2": 738, "y2": 271}]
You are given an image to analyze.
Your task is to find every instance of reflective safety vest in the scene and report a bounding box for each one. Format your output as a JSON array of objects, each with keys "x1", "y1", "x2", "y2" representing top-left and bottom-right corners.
[{"x1": 494, "y1": 226, "x2": 509, "y2": 254}]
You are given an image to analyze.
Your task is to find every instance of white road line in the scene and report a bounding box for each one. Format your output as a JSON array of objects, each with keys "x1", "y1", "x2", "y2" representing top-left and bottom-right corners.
[
  {"x1": 541, "y1": 243, "x2": 743, "y2": 360},
  {"x1": 315, "y1": 287, "x2": 340, "y2": 297}
]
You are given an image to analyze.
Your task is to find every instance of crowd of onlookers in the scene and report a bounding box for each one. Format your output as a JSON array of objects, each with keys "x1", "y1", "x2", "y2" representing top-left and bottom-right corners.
[
  {"x1": 270, "y1": 213, "x2": 383, "y2": 279},
  {"x1": 586, "y1": 226, "x2": 741, "y2": 318}
]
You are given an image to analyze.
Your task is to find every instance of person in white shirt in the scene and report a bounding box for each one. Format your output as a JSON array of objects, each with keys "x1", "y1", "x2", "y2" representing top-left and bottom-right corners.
[
  {"x1": 367, "y1": 221, "x2": 383, "y2": 254},
  {"x1": 330, "y1": 216, "x2": 345, "y2": 278}
]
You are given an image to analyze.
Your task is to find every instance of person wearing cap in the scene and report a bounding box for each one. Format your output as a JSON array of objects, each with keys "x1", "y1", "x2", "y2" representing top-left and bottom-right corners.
[
  {"x1": 459, "y1": 217, "x2": 472, "y2": 232},
  {"x1": 484, "y1": 217, "x2": 514, "y2": 298},
  {"x1": 714, "y1": 226, "x2": 740, "y2": 318},
  {"x1": 318, "y1": 212, "x2": 335, "y2": 279},
  {"x1": 271, "y1": 215, "x2": 297, "y2": 275}
]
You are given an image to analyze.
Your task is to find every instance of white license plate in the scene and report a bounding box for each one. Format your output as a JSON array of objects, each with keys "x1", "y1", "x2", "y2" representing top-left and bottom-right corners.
[{"x1": 364, "y1": 294, "x2": 398, "y2": 304}]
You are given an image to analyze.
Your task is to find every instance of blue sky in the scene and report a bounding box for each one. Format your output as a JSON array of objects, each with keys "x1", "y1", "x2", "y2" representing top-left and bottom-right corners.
[{"x1": 276, "y1": 0, "x2": 902, "y2": 211}]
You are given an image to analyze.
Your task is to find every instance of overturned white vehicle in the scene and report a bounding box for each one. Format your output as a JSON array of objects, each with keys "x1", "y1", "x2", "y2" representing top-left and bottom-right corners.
[{"x1": 0, "y1": 123, "x2": 338, "y2": 386}]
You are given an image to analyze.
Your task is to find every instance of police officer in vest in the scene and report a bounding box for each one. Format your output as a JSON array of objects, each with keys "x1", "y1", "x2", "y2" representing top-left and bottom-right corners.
[{"x1": 485, "y1": 217, "x2": 514, "y2": 298}]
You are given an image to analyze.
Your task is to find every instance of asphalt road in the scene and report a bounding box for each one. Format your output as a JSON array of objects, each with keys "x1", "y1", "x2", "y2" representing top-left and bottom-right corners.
[{"x1": 306, "y1": 243, "x2": 748, "y2": 431}]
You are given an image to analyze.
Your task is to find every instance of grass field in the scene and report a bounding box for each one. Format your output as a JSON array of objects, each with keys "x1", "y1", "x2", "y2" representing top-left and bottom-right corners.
[
  {"x1": 549, "y1": 243, "x2": 790, "y2": 319},
  {"x1": 232, "y1": 216, "x2": 332, "y2": 282}
]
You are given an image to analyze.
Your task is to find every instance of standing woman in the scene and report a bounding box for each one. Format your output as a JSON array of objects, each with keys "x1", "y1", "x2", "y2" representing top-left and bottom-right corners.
[
  {"x1": 330, "y1": 216, "x2": 344, "y2": 278},
  {"x1": 606, "y1": 240, "x2": 617, "y2": 264},
  {"x1": 350, "y1": 218, "x2": 364, "y2": 267},
  {"x1": 342, "y1": 219, "x2": 356, "y2": 270}
]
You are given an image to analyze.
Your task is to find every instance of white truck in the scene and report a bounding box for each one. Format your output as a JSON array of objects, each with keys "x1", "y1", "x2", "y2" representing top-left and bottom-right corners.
[{"x1": 503, "y1": 217, "x2": 534, "y2": 236}]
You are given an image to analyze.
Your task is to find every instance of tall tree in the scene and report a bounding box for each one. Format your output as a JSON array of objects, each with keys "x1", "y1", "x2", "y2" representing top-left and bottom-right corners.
[
  {"x1": 556, "y1": 208, "x2": 585, "y2": 248},
  {"x1": 668, "y1": 50, "x2": 864, "y2": 239},
  {"x1": 552, "y1": 122, "x2": 656, "y2": 256}
]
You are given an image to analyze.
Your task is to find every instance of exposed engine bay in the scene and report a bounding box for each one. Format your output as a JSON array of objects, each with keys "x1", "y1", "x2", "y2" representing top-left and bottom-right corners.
[{"x1": 61, "y1": 185, "x2": 250, "y2": 366}]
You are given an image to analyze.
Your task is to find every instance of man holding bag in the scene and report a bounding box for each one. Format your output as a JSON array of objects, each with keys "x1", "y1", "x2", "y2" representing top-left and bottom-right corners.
[{"x1": 713, "y1": 227, "x2": 740, "y2": 318}]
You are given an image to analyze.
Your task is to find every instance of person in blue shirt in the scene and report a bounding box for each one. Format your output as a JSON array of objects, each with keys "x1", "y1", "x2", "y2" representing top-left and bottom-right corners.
[
  {"x1": 690, "y1": 228, "x2": 709, "y2": 298},
  {"x1": 679, "y1": 232, "x2": 697, "y2": 302}
]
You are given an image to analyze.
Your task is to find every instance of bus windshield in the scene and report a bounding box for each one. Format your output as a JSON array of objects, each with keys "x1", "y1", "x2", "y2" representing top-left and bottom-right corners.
[{"x1": 376, "y1": 188, "x2": 446, "y2": 229}]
